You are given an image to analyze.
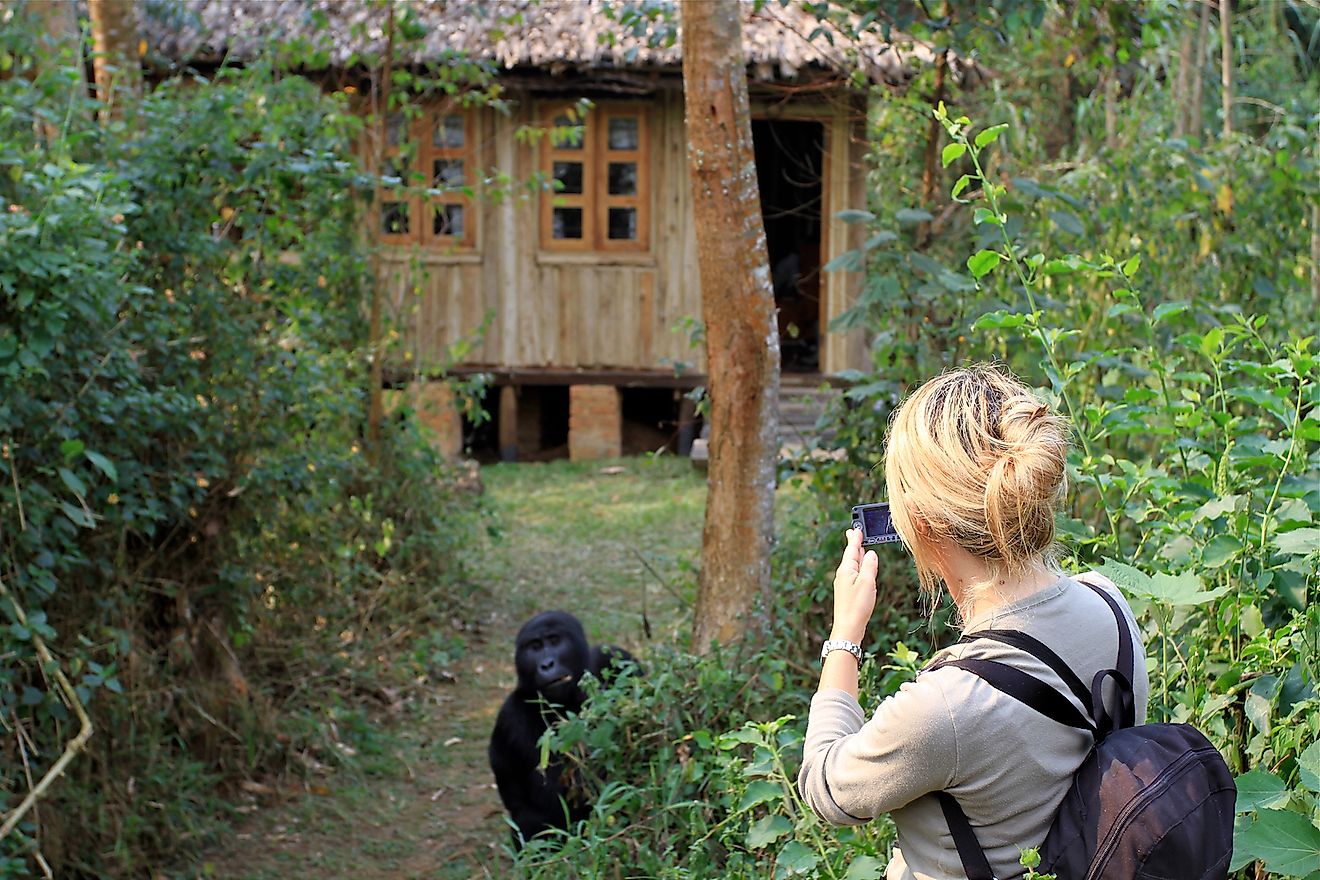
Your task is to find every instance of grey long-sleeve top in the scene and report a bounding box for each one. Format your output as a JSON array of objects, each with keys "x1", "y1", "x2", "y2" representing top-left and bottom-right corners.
[{"x1": 798, "y1": 574, "x2": 1149, "y2": 880}]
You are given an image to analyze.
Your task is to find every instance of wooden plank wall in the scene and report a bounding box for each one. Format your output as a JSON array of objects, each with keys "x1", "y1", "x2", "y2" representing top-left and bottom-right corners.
[
  {"x1": 820, "y1": 102, "x2": 870, "y2": 376},
  {"x1": 385, "y1": 88, "x2": 868, "y2": 377}
]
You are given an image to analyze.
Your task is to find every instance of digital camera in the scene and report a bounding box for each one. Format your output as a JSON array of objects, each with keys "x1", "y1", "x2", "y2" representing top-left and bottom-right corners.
[{"x1": 851, "y1": 502, "x2": 902, "y2": 546}]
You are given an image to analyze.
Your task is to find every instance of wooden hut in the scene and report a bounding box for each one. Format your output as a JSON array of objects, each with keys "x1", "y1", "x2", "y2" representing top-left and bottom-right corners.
[{"x1": 149, "y1": 1, "x2": 972, "y2": 460}]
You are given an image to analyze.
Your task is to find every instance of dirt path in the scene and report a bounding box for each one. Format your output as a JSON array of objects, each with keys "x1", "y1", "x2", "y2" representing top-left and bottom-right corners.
[{"x1": 196, "y1": 457, "x2": 705, "y2": 880}]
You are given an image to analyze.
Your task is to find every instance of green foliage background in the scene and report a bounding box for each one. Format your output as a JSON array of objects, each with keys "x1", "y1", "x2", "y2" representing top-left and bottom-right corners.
[{"x1": 0, "y1": 15, "x2": 483, "y2": 877}]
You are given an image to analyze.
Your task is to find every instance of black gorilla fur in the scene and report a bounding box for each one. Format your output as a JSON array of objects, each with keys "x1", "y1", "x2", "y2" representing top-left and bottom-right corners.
[{"x1": 487, "y1": 610, "x2": 638, "y2": 846}]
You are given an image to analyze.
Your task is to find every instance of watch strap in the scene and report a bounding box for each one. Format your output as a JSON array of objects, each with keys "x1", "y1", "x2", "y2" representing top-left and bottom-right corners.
[{"x1": 820, "y1": 638, "x2": 863, "y2": 665}]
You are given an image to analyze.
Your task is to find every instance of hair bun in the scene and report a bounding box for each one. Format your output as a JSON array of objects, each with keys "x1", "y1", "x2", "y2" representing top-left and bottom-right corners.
[{"x1": 884, "y1": 364, "x2": 1070, "y2": 608}]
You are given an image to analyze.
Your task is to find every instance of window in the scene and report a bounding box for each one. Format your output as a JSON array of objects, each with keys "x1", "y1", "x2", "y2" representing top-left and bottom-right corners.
[
  {"x1": 540, "y1": 104, "x2": 649, "y2": 252},
  {"x1": 376, "y1": 106, "x2": 477, "y2": 250}
]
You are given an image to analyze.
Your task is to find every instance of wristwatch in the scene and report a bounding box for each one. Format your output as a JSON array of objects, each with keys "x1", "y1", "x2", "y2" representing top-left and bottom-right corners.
[{"x1": 820, "y1": 638, "x2": 863, "y2": 665}]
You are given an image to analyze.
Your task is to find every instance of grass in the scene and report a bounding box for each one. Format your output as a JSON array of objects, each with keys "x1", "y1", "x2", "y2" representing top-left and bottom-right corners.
[{"x1": 188, "y1": 454, "x2": 709, "y2": 880}]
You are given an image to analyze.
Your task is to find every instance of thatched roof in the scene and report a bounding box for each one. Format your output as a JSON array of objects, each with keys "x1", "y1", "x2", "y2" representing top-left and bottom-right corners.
[{"x1": 143, "y1": 0, "x2": 981, "y2": 88}]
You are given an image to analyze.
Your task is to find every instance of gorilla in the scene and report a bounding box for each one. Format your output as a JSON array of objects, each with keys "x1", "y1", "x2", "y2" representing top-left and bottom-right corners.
[{"x1": 488, "y1": 610, "x2": 638, "y2": 847}]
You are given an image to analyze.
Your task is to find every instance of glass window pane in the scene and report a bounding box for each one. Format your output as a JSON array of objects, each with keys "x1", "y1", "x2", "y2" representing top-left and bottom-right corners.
[
  {"x1": 607, "y1": 207, "x2": 637, "y2": 241},
  {"x1": 434, "y1": 159, "x2": 465, "y2": 189},
  {"x1": 387, "y1": 113, "x2": 407, "y2": 147},
  {"x1": 552, "y1": 114, "x2": 585, "y2": 149},
  {"x1": 608, "y1": 117, "x2": 639, "y2": 150},
  {"x1": 607, "y1": 162, "x2": 637, "y2": 196},
  {"x1": 434, "y1": 204, "x2": 465, "y2": 238},
  {"x1": 434, "y1": 114, "x2": 465, "y2": 149},
  {"x1": 552, "y1": 206, "x2": 584, "y2": 240},
  {"x1": 381, "y1": 157, "x2": 409, "y2": 185},
  {"x1": 382, "y1": 201, "x2": 410, "y2": 235},
  {"x1": 552, "y1": 161, "x2": 583, "y2": 195}
]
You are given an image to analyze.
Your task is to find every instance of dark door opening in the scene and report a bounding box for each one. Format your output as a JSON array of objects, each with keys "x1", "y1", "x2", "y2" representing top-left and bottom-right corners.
[{"x1": 752, "y1": 118, "x2": 824, "y2": 374}]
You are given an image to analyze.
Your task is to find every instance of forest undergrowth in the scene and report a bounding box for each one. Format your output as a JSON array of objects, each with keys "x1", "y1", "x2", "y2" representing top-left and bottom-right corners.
[{"x1": 192, "y1": 457, "x2": 708, "y2": 880}]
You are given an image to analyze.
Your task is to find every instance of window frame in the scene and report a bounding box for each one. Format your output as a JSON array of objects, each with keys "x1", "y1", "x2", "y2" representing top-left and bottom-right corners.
[
  {"x1": 371, "y1": 104, "x2": 479, "y2": 252},
  {"x1": 539, "y1": 102, "x2": 650, "y2": 253}
]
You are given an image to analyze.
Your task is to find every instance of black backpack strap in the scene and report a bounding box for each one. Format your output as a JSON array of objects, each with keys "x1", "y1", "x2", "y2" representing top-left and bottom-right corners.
[
  {"x1": 936, "y1": 792, "x2": 995, "y2": 880},
  {"x1": 928, "y1": 658, "x2": 1097, "y2": 735},
  {"x1": 1080, "y1": 579, "x2": 1138, "y2": 730},
  {"x1": 958, "y1": 628, "x2": 1092, "y2": 717}
]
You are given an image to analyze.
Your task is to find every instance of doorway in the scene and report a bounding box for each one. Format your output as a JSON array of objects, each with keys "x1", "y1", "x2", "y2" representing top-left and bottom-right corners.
[{"x1": 752, "y1": 118, "x2": 824, "y2": 374}]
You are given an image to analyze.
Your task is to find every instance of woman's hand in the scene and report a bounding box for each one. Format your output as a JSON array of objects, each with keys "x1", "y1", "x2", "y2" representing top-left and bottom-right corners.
[{"x1": 831, "y1": 528, "x2": 878, "y2": 644}]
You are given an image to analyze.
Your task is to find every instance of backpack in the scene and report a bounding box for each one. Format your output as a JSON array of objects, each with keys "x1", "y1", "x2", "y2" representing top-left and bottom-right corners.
[{"x1": 927, "y1": 579, "x2": 1237, "y2": 880}]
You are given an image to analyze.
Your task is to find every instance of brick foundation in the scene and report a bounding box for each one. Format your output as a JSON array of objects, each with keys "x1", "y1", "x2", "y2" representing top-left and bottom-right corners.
[
  {"x1": 410, "y1": 381, "x2": 464, "y2": 460},
  {"x1": 569, "y1": 384, "x2": 621, "y2": 461}
]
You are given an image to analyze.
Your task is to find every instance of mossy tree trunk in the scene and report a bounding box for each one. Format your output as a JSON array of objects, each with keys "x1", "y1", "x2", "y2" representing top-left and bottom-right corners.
[
  {"x1": 87, "y1": 0, "x2": 141, "y2": 119},
  {"x1": 681, "y1": 0, "x2": 780, "y2": 652}
]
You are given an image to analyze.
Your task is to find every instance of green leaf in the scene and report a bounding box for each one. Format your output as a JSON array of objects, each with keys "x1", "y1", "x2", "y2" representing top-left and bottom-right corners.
[
  {"x1": 739, "y1": 780, "x2": 784, "y2": 812},
  {"x1": 59, "y1": 438, "x2": 85, "y2": 459},
  {"x1": 745, "y1": 814, "x2": 792, "y2": 849},
  {"x1": 844, "y1": 855, "x2": 886, "y2": 880},
  {"x1": 941, "y1": 142, "x2": 967, "y2": 167},
  {"x1": 85, "y1": 450, "x2": 119, "y2": 483},
  {"x1": 1192, "y1": 494, "x2": 1242, "y2": 522},
  {"x1": 775, "y1": 840, "x2": 821, "y2": 877},
  {"x1": 836, "y1": 209, "x2": 875, "y2": 224},
  {"x1": 894, "y1": 208, "x2": 934, "y2": 224},
  {"x1": 972, "y1": 310, "x2": 1029, "y2": 331},
  {"x1": 1298, "y1": 740, "x2": 1320, "y2": 793},
  {"x1": 1094, "y1": 560, "x2": 1228, "y2": 606},
  {"x1": 973, "y1": 124, "x2": 1008, "y2": 149},
  {"x1": 1144, "y1": 572, "x2": 1229, "y2": 606},
  {"x1": 58, "y1": 467, "x2": 87, "y2": 498},
  {"x1": 1152, "y1": 302, "x2": 1189, "y2": 323},
  {"x1": 823, "y1": 250, "x2": 865, "y2": 272},
  {"x1": 1275, "y1": 528, "x2": 1320, "y2": 557},
  {"x1": 967, "y1": 250, "x2": 1003, "y2": 280},
  {"x1": 1049, "y1": 210, "x2": 1084, "y2": 235},
  {"x1": 1202, "y1": 534, "x2": 1242, "y2": 569},
  {"x1": 1234, "y1": 809, "x2": 1320, "y2": 877},
  {"x1": 863, "y1": 231, "x2": 898, "y2": 250},
  {"x1": 1121, "y1": 254, "x2": 1141, "y2": 277},
  {"x1": 951, "y1": 174, "x2": 973, "y2": 199},
  {"x1": 1234, "y1": 770, "x2": 1290, "y2": 812},
  {"x1": 1245, "y1": 675, "x2": 1280, "y2": 736},
  {"x1": 1093, "y1": 558, "x2": 1153, "y2": 594}
]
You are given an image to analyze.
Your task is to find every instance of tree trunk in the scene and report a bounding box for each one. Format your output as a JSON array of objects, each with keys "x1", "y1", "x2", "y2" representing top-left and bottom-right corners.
[
  {"x1": 681, "y1": 0, "x2": 780, "y2": 652},
  {"x1": 1173, "y1": 5, "x2": 1194, "y2": 138},
  {"x1": 1219, "y1": 0, "x2": 1233, "y2": 138},
  {"x1": 916, "y1": 50, "x2": 948, "y2": 250},
  {"x1": 87, "y1": 0, "x2": 141, "y2": 118},
  {"x1": 28, "y1": 0, "x2": 85, "y2": 143},
  {"x1": 1190, "y1": 0, "x2": 1210, "y2": 140},
  {"x1": 1311, "y1": 202, "x2": 1319, "y2": 312}
]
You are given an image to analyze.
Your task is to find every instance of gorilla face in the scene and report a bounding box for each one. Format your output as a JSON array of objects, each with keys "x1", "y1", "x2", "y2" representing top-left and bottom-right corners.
[{"x1": 515, "y1": 612, "x2": 589, "y2": 700}]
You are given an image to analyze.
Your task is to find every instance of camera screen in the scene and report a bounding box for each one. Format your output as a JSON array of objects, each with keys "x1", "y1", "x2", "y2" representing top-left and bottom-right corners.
[{"x1": 854, "y1": 503, "x2": 901, "y2": 545}]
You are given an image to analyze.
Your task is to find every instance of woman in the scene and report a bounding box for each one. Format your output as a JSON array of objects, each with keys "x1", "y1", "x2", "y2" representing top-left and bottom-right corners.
[{"x1": 797, "y1": 365, "x2": 1149, "y2": 880}]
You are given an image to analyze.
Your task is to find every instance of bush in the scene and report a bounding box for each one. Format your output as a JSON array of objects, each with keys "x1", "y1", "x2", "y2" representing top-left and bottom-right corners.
[{"x1": 0, "y1": 23, "x2": 483, "y2": 877}]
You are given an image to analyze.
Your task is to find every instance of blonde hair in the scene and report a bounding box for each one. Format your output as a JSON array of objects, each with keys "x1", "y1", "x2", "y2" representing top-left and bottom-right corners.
[{"x1": 883, "y1": 364, "x2": 1069, "y2": 612}]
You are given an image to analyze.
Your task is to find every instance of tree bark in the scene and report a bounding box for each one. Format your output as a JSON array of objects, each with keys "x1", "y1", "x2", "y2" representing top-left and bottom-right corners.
[
  {"x1": 916, "y1": 50, "x2": 948, "y2": 250},
  {"x1": 681, "y1": 0, "x2": 780, "y2": 652},
  {"x1": 1173, "y1": 5, "x2": 1194, "y2": 138},
  {"x1": 87, "y1": 0, "x2": 141, "y2": 118},
  {"x1": 1219, "y1": 0, "x2": 1233, "y2": 139},
  {"x1": 27, "y1": 0, "x2": 85, "y2": 143},
  {"x1": 1190, "y1": 0, "x2": 1210, "y2": 140},
  {"x1": 1312, "y1": 202, "x2": 1319, "y2": 312}
]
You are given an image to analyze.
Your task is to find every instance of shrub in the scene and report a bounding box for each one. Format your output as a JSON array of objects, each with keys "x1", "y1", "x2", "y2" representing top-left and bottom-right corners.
[{"x1": 0, "y1": 23, "x2": 482, "y2": 877}]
